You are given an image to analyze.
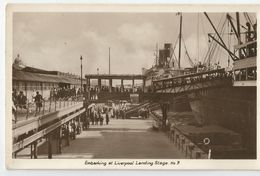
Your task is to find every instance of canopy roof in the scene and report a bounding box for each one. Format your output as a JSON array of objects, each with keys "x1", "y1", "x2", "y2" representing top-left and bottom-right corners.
[{"x1": 13, "y1": 70, "x2": 82, "y2": 85}]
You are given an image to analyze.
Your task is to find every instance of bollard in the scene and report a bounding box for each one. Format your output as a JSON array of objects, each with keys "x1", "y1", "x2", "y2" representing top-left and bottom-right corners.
[
  {"x1": 208, "y1": 149, "x2": 212, "y2": 159},
  {"x1": 188, "y1": 143, "x2": 195, "y2": 159},
  {"x1": 181, "y1": 138, "x2": 185, "y2": 152},
  {"x1": 185, "y1": 145, "x2": 188, "y2": 157},
  {"x1": 47, "y1": 135, "x2": 52, "y2": 159},
  {"x1": 66, "y1": 123, "x2": 70, "y2": 146},
  {"x1": 30, "y1": 144, "x2": 33, "y2": 159},
  {"x1": 175, "y1": 134, "x2": 179, "y2": 146},
  {"x1": 57, "y1": 128, "x2": 62, "y2": 154},
  {"x1": 33, "y1": 141, "x2": 38, "y2": 159},
  {"x1": 178, "y1": 136, "x2": 181, "y2": 149},
  {"x1": 171, "y1": 130, "x2": 175, "y2": 142}
]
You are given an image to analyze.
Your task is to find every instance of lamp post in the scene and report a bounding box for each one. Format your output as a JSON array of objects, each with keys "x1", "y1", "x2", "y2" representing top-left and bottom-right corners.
[
  {"x1": 109, "y1": 47, "x2": 110, "y2": 75},
  {"x1": 80, "y1": 55, "x2": 83, "y2": 92}
]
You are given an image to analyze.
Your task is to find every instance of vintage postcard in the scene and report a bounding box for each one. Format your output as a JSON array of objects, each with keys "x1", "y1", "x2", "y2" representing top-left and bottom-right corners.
[{"x1": 5, "y1": 4, "x2": 260, "y2": 170}]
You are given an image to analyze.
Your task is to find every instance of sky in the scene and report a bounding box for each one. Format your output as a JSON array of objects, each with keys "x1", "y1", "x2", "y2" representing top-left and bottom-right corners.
[{"x1": 13, "y1": 12, "x2": 256, "y2": 76}]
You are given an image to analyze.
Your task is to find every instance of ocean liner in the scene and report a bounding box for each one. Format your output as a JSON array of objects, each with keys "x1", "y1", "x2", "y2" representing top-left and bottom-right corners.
[
  {"x1": 188, "y1": 13, "x2": 257, "y2": 158},
  {"x1": 144, "y1": 13, "x2": 257, "y2": 159},
  {"x1": 143, "y1": 13, "x2": 194, "y2": 112}
]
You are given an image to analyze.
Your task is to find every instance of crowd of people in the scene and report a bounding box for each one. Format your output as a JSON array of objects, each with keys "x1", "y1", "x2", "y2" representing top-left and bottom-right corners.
[
  {"x1": 86, "y1": 102, "x2": 128, "y2": 126},
  {"x1": 49, "y1": 87, "x2": 83, "y2": 101},
  {"x1": 57, "y1": 102, "x2": 129, "y2": 145},
  {"x1": 58, "y1": 101, "x2": 129, "y2": 145},
  {"x1": 61, "y1": 119, "x2": 82, "y2": 143},
  {"x1": 12, "y1": 90, "x2": 45, "y2": 119},
  {"x1": 88, "y1": 86, "x2": 143, "y2": 100}
]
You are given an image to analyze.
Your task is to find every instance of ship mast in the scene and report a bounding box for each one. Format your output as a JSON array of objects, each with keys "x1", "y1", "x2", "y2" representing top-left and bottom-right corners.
[
  {"x1": 178, "y1": 13, "x2": 182, "y2": 69},
  {"x1": 155, "y1": 43, "x2": 158, "y2": 66},
  {"x1": 236, "y1": 12, "x2": 242, "y2": 59},
  {"x1": 204, "y1": 12, "x2": 239, "y2": 61}
]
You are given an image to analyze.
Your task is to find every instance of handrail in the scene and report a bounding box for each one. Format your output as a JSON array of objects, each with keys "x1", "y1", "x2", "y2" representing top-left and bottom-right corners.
[
  {"x1": 13, "y1": 108, "x2": 85, "y2": 153},
  {"x1": 85, "y1": 74, "x2": 144, "y2": 77},
  {"x1": 152, "y1": 69, "x2": 232, "y2": 91},
  {"x1": 13, "y1": 94, "x2": 83, "y2": 124},
  {"x1": 153, "y1": 68, "x2": 225, "y2": 83}
]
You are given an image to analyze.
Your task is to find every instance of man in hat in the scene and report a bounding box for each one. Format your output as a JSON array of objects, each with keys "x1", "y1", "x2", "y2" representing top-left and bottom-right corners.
[
  {"x1": 35, "y1": 91, "x2": 44, "y2": 116},
  {"x1": 17, "y1": 91, "x2": 27, "y2": 110}
]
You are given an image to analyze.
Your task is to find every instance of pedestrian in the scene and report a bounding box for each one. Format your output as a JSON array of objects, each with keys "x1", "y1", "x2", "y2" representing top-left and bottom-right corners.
[
  {"x1": 99, "y1": 112, "x2": 104, "y2": 126},
  {"x1": 94, "y1": 111, "x2": 99, "y2": 125},
  {"x1": 84, "y1": 117, "x2": 90, "y2": 130},
  {"x1": 12, "y1": 89, "x2": 18, "y2": 113},
  {"x1": 70, "y1": 121, "x2": 76, "y2": 139},
  {"x1": 61, "y1": 125, "x2": 66, "y2": 146},
  {"x1": 111, "y1": 104, "x2": 115, "y2": 118},
  {"x1": 75, "y1": 120, "x2": 80, "y2": 134},
  {"x1": 105, "y1": 111, "x2": 109, "y2": 125},
  {"x1": 31, "y1": 89, "x2": 36, "y2": 103},
  {"x1": 115, "y1": 104, "x2": 119, "y2": 119},
  {"x1": 34, "y1": 91, "x2": 44, "y2": 116},
  {"x1": 90, "y1": 109, "x2": 94, "y2": 125},
  {"x1": 12, "y1": 99, "x2": 17, "y2": 122},
  {"x1": 17, "y1": 91, "x2": 27, "y2": 110},
  {"x1": 68, "y1": 122, "x2": 73, "y2": 139},
  {"x1": 49, "y1": 88, "x2": 53, "y2": 101},
  {"x1": 53, "y1": 88, "x2": 57, "y2": 101},
  {"x1": 119, "y1": 108, "x2": 123, "y2": 119}
]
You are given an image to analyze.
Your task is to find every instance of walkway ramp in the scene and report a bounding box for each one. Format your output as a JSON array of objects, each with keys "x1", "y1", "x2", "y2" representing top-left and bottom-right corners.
[
  {"x1": 152, "y1": 68, "x2": 232, "y2": 94},
  {"x1": 125, "y1": 101, "x2": 160, "y2": 118},
  {"x1": 125, "y1": 101, "x2": 151, "y2": 118}
]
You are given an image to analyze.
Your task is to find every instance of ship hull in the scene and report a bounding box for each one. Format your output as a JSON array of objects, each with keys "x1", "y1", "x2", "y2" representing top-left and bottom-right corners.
[
  {"x1": 168, "y1": 94, "x2": 191, "y2": 112},
  {"x1": 188, "y1": 86, "x2": 256, "y2": 159}
]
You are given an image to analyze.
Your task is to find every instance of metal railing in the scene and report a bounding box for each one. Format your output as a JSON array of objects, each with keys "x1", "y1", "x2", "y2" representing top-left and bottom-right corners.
[
  {"x1": 13, "y1": 94, "x2": 83, "y2": 123},
  {"x1": 152, "y1": 68, "x2": 232, "y2": 91}
]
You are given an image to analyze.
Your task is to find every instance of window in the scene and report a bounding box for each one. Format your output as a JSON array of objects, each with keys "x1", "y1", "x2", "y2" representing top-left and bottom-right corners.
[
  {"x1": 19, "y1": 81, "x2": 26, "y2": 91},
  {"x1": 247, "y1": 67, "x2": 257, "y2": 80},
  {"x1": 234, "y1": 70, "x2": 240, "y2": 81},
  {"x1": 13, "y1": 81, "x2": 19, "y2": 91},
  {"x1": 240, "y1": 69, "x2": 247, "y2": 81}
]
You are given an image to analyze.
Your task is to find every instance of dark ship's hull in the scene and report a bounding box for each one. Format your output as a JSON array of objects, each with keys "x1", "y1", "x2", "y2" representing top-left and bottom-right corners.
[
  {"x1": 168, "y1": 94, "x2": 191, "y2": 112},
  {"x1": 188, "y1": 86, "x2": 256, "y2": 158}
]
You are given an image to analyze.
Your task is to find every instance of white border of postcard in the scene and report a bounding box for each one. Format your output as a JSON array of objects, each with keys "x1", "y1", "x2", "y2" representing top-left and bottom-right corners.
[{"x1": 5, "y1": 3, "x2": 260, "y2": 170}]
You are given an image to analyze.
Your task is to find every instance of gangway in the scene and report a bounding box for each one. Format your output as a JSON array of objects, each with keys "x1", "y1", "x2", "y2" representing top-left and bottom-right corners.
[
  {"x1": 152, "y1": 68, "x2": 232, "y2": 94},
  {"x1": 125, "y1": 101, "x2": 151, "y2": 118},
  {"x1": 12, "y1": 96, "x2": 85, "y2": 159}
]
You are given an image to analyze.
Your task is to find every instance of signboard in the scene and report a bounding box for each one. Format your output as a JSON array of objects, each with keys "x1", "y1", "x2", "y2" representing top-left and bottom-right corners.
[{"x1": 130, "y1": 94, "x2": 139, "y2": 104}]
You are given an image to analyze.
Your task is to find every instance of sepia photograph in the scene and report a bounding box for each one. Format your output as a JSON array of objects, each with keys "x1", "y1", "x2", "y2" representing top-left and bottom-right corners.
[{"x1": 5, "y1": 4, "x2": 259, "y2": 170}]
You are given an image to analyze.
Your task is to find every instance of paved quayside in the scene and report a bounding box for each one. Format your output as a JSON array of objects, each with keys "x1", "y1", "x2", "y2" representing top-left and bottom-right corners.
[{"x1": 58, "y1": 118, "x2": 185, "y2": 159}]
